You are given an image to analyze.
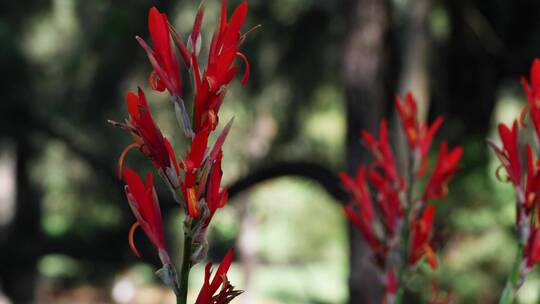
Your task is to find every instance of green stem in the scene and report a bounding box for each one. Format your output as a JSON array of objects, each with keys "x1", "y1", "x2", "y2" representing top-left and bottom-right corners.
[
  {"x1": 499, "y1": 245, "x2": 524, "y2": 304},
  {"x1": 178, "y1": 233, "x2": 193, "y2": 304},
  {"x1": 394, "y1": 152, "x2": 416, "y2": 304}
]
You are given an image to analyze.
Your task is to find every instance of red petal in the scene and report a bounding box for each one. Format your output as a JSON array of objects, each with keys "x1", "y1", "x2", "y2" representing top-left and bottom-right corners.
[
  {"x1": 531, "y1": 58, "x2": 540, "y2": 90},
  {"x1": 236, "y1": 52, "x2": 250, "y2": 86},
  {"x1": 191, "y1": 4, "x2": 205, "y2": 46}
]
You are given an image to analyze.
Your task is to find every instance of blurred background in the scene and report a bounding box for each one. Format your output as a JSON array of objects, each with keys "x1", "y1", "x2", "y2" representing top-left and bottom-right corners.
[{"x1": 2, "y1": 0, "x2": 540, "y2": 303}]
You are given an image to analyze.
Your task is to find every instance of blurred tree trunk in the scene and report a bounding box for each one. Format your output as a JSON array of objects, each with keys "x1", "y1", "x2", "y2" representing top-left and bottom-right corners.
[
  {"x1": 0, "y1": 133, "x2": 42, "y2": 302},
  {"x1": 343, "y1": 0, "x2": 390, "y2": 302},
  {"x1": 394, "y1": 0, "x2": 432, "y2": 178},
  {"x1": 396, "y1": 0, "x2": 432, "y2": 121}
]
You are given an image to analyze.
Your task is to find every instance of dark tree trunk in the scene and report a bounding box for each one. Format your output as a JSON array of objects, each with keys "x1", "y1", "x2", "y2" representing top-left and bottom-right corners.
[
  {"x1": 0, "y1": 133, "x2": 42, "y2": 302},
  {"x1": 342, "y1": 0, "x2": 390, "y2": 302}
]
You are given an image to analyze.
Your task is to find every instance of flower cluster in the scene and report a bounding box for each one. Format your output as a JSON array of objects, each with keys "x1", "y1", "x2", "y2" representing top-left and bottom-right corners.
[
  {"x1": 109, "y1": 1, "x2": 250, "y2": 301},
  {"x1": 341, "y1": 93, "x2": 462, "y2": 301},
  {"x1": 195, "y1": 249, "x2": 243, "y2": 304},
  {"x1": 489, "y1": 59, "x2": 540, "y2": 291}
]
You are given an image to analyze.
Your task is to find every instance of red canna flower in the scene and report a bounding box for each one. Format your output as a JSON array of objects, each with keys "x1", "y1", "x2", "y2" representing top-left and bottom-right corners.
[
  {"x1": 521, "y1": 58, "x2": 540, "y2": 140},
  {"x1": 395, "y1": 93, "x2": 444, "y2": 176},
  {"x1": 205, "y1": 150, "x2": 229, "y2": 225},
  {"x1": 525, "y1": 228, "x2": 540, "y2": 268},
  {"x1": 123, "y1": 168, "x2": 170, "y2": 265},
  {"x1": 395, "y1": 92, "x2": 418, "y2": 148},
  {"x1": 361, "y1": 120, "x2": 402, "y2": 186},
  {"x1": 180, "y1": 118, "x2": 233, "y2": 219},
  {"x1": 422, "y1": 142, "x2": 463, "y2": 202},
  {"x1": 192, "y1": 0, "x2": 250, "y2": 132},
  {"x1": 409, "y1": 204, "x2": 437, "y2": 269},
  {"x1": 525, "y1": 144, "x2": 540, "y2": 213},
  {"x1": 181, "y1": 126, "x2": 211, "y2": 218},
  {"x1": 341, "y1": 166, "x2": 382, "y2": 255},
  {"x1": 112, "y1": 87, "x2": 179, "y2": 187},
  {"x1": 137, "y1": 7, "x2": 183, "y2": 97},
  {"x1": 340, "y1": 166, "x2": 375, "y2": 223},
  {"x1": 367, "y1": 169, "x2": 401, "y2": 236},
  {"x1": 195, "y1": 249, "x2": 242, "y2": 304},
  {"x1": 489, "y1": 122, "x2": 523, "y2": 188}
]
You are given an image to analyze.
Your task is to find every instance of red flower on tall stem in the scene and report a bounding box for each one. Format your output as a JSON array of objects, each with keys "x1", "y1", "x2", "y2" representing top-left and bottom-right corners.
[
  {"x1": 521, "y1": 58, "x2": 540, "y2": 139},
  {"x1": 490, "y1": 122, "x2": 523, "y2": 188},
  {"x1": 341, "y1": 166, "x2": 382, "y2": 254},
  {"x1": 409, "y1": 204, "x2": 437, "y2": 269},
  {"x1": 181, "y1": 126, "x2": 211, "y2": 218},
  {"x1": 192, "y1": 0, "x2": 250, "y2": 132},
  {"x1": 367, "y1": 169, "x2": 401, "y2": 236},
  {"x1": 525, "y1": 145, "x2": 540, "y2": 213},
  {"x1": 112, "y1": 88, "x2": 179, "y2": 187},
  {"x1": 525, "y1": 228, "x2": 540, "y2": 268},
  {"x1": 422, "y1": 142, "x2": 463, "y2": 202},
  {"x1": 395, "y1": 93, "x2": 444, "y2": 176},
  {"x1": 123, "y1": 168, "x2": 170, "y2": 265},
  {"x1": 195, "y1": 249, "x2": 242, "y2": 304},
  {"x1": 180, "y1": 118, "x2": 234, "y2": 219},
  {"x1": 205, "y1": 150, "x2": 228, "y2": 225},
  {"x1": 361, "y1": 120, "x2": 402, "y2": 185},
  {"x1": 137, "y1": 7, "x2": 183, "y2": 97}
]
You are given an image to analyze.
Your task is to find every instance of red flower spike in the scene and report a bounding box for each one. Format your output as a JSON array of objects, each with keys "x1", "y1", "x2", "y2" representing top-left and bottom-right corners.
[
  {"x1": 367, "y1": 169, "x2": 401, "y2": 236},
  {"x1": 395, "y1": 92, "x2": 419, "y2": 148},
  {"x1": 180, "y1": 126, "x2": 212, "y2": 218},
  {"x1": 488, "y1": 122, "x2": 523, "y2": 190},
  {"x1": 138, "y1": 7, "x2": 182, "y2": 97},
  {"x1": 195, "y1": 249, "x2": 242, "y2": 304},
  {"x1": 192, "y1": 0, "x2": 250, "y2": 132},
  {"x1": 340, "y1": 166, "x2": 376, "y2": 223},
  {"x1": 409, "y1": 205, "x2": 437, "y2": 269},
  {"x1": 343, "y1": 201, "x2": 382, "y2": 255},
  {"x1": 395, "y1": 92, "x2": 444, "y2": 177},
  {"x1": 521, "y1": 59, "x2": 540, "y2": 140},
  {"x1": 205, "y1": 151, "x2": 228, "y2": 225},
  {"x1": 114, "y1": 88, "x2": 179, "y2": 184},
  {"x1": 361, "y1": 120, "x2": 401, "y2": 184},
  {"x1": 422, "y1": 142, "x2": 463, "y2": 202},
  {"x1": 185, "y1": 127, "x2": 211, "y2": 171},
  {"x1": 526, "y1": 228, "x2": 540, "y2": 268},
  {"x1": 123, "y1": 168, "x2": 170, "y2": 264},
  {"x1": 525, "y1": 144, "x2": 540, "y2": 213},
  {"x1": 417, "y1": 116, "x2": 444, "y2": 176}
]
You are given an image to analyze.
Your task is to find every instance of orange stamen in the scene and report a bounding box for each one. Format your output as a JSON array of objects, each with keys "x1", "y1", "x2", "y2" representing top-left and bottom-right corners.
[
  {"x1": 208, "y1": 110, "x2": 218, "y2": 130},
  {"x1": 118, "y1": 143, "x2": 139, "y2": 179},
  {"x1": 527, "y1": 192, "x2": 536, "y2": 209},
  {"x1": 128, "y1": 222, "x2": 141, "y2": 258},
  {"x1": 423, "y1": 244, "x2": 437, "y2": 269},
  {"x1": 407, "y1": 127, "x2": 418, "y2": 143},
  {"x1": 187, "y1": 187, "x2": 200, "y2": 217}
]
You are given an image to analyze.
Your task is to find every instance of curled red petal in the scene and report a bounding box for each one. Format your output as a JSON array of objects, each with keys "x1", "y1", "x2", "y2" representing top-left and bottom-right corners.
[
  {"x1": 236, "y1": 52, "x2": 250, "y2": 86},
  {"x1": 128, "y1": 222, "x2": 141, "y2": 258},
  {"x1": 117, "y1": 143, "x2": 139, "y2": 179}
]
